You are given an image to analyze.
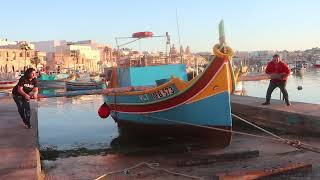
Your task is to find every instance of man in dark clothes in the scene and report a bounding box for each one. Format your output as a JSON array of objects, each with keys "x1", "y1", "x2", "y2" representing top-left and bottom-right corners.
[
  {"x1": 262, "y1": 54, "x2": 291, "y2": 106},
  {"x1": 12, "y1": 68, "x2": 38, "y2": 128}
]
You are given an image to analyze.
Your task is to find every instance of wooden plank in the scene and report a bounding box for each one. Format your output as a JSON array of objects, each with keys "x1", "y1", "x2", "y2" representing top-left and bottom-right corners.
[
  {"x1": 176, "y1": 150, "x2": 259, "y2": 167},
  {"x1": 215, "y1": 163, "x2": 312, "y2": 180}
]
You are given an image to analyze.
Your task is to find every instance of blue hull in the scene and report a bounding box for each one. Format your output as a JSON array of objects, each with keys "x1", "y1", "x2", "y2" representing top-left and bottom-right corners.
[
  {"x1": 110, "y1": 91, "x2": 232, "y2": 146},
  {"x1": 111, "y1": 91, "x2": 231, "y2": 127}
]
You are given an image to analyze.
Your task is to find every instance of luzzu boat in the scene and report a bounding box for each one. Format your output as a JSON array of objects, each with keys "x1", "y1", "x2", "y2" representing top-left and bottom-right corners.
[{"x1": 99, "y1": 21, "x2": 235, "y2": 146}]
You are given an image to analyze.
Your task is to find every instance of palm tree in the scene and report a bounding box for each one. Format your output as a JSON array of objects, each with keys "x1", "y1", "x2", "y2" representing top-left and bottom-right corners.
[
  {"x1": 31, "y1": 56, "x2": 41, "y2": 70},
  {"x1": 20, "y1": 42, "x2": 32, "y2": 72}
]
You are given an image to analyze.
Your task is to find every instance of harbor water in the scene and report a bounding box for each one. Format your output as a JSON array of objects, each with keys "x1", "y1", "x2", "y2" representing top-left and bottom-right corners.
[
  {"x1": 37, "y1": 68, "x2": 320, "y2": 153},
  {"x1": 240, "y1": 68, "x2": 320, "y2": 104}
]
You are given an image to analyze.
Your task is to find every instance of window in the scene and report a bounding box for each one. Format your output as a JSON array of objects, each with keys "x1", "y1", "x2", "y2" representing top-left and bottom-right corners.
[
  {"x1": 26, "y1": 52, "x2": 30, "y2": 57},
  {"x1": 20, "y1": 52, "x2": 23, "y2": 57}
]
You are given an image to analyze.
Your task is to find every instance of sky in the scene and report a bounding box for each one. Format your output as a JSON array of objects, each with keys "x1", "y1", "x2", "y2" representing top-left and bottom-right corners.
[{"x1": 1, "y1": 0, "x2": 320, "y2": 52}]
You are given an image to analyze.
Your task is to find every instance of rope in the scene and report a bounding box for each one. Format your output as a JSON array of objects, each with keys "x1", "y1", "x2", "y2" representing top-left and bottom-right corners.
[
  {"x1": 143, "y1": 114, "x2": 283, "y2": 142},
  {"x1": 142, "y1": 114, "x2": 320, "y2": 153},
  {"x1": 94, "y1": 111, "x2": 320, "y2": 179},
  {"x1": 94, "y1": 162, "x2": 204, "y2": 180},
  {"x1": 231, "y1": 114, "x2": 286, "y2": 141},
  {"x1": 232, "y1": 114, "x2": 320, "y2": 153}
]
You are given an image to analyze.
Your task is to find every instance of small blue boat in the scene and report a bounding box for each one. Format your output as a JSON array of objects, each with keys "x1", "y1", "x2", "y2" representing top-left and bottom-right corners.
[{"x1": 38, "y1": 73, "x2": 75, "y2": 89}]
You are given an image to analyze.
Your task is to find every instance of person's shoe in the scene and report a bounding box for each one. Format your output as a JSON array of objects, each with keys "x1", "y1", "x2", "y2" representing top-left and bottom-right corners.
[
  {"x1": 262, "y1": 102, "x2": 270, "y2": 105},
  {"x1": 286, "y1": 102, "x2": 291, "y2": 106},
  {"x1": 22, "y1": 123, "x2": 28, "y2": 129},
  {"x1": 27, "y1": 125, "x2": 32, "y2": 129}
]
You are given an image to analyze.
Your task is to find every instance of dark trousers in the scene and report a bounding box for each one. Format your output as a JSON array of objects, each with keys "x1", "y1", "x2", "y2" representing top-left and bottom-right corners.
[
  {"x1": 265, "y1": 80, "x2": 289, "y2": 104},
  {"x1": 13, "y1": 95, "x2": 31, "y2": 126}
]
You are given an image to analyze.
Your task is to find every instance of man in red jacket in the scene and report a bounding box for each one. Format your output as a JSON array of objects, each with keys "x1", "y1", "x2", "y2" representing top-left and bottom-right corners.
[{"x1": 262, "y1": 54, "x2": 291, "y2": 106}]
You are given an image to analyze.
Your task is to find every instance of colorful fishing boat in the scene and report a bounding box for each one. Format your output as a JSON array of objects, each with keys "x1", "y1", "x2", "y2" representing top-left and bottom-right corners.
[{"x1": 99, "y1": 21, "x2": 235, "y2": 146}]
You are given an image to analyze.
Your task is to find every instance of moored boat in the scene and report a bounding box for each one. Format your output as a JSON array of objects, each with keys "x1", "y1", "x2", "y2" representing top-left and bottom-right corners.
[
  {"x1": 38, "y1": 73, "x2": 76, "y2": 89},
  {"x1": 66, "y1": 80, "x2": 104, "y2": 91},
  {"x1": 0, "y1": 80, "x2": 18, "y2": 90},
  {"x1": 99, "y1": 21, "x2": 236, "y2": 146}
]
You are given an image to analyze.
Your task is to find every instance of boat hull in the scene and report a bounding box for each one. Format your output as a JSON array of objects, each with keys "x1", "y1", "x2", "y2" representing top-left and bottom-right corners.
[
  {"x1": 66, "y1": 81, "x2": 104, "y2": 91},
  {"x1": 116, "y1": 120, "x2": 232, "y2": 147},
  {"x1": 38, "y1": 80, "x2": 66, "y2": 89},
  {"x1": 0, "y1": 81, "x2": 18, "y2": 89},
  {"x1": 110, "y1": 91, "x2": 232, "y2": 146}
]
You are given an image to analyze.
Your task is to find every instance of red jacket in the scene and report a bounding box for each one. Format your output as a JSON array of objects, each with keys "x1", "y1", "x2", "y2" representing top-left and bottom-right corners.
[{"x1": 265, "y1": 61, "x2": 291, "y2": 82}]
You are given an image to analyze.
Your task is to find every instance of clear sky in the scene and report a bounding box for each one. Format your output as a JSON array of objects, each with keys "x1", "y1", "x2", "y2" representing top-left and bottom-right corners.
[{"x1": 1, "y1": 0, "x2": 320, "y2": 52}]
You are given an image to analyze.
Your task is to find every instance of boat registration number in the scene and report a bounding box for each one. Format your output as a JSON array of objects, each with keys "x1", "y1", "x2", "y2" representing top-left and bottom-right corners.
[{"x1": 151, "y1": 86, "x2": 175, "y2": 100}]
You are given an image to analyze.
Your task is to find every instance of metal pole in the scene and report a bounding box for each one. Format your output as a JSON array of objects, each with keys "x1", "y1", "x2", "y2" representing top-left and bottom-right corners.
[
  {"x1": 24, "y1": 49, "x2": 27, "y2": 72},
  {"x1": 176, "y1": 9, "x2": 183, "y2": 64}
]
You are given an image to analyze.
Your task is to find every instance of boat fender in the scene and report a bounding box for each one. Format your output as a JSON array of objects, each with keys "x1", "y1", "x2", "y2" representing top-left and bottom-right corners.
[
  {"x1": 213, "y1": 44, "x2": 234, "y2": 59},
  {"x1": 98, "y1": 103, "x2": 110, "y2": 118}
]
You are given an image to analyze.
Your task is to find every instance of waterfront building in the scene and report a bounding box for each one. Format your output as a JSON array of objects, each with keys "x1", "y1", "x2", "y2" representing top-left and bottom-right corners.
[
  {"x1": 0, "y1": 41, "x2": 45, "y2": 73},
  {"x1": 33, "y1": 40, "x2": 112, "y2": 73}
]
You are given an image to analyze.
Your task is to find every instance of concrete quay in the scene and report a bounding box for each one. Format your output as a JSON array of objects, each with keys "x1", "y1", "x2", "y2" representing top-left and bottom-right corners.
[
  {"x1": 0, "y1": 96, "x2": 42, "y2": 180},
  {"x1": 231, "y1": 95, "x2": 320, "y2": 136}
]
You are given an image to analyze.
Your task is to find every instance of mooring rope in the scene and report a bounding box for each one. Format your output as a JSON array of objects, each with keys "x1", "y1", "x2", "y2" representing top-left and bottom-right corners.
[
  {"x1": 94, "y1": 162, "x2": 204, "y2": 180},
  {"x1": 94, "y1": 111, "x2": 320, "y2": 180},
  {"x1": 141, "y1": 114, "x2": 320, "y2": 154}
]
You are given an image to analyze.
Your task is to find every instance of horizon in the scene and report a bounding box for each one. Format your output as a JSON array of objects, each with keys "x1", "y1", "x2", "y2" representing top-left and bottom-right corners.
[{"x1": 1, "y1": 0, "x2": 320, "y2": 52}]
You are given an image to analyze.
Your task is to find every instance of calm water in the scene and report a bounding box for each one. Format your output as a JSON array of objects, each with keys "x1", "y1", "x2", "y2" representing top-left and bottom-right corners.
[
  {"x1": 38, "y1": 95, "x2": 118, "y2": 151},
  {"x1": 38, "y1": 68, "x2": 320, "y2": 151},
  {"x1": 240, "y1": 67, "x2": 320, "y2": 104}
]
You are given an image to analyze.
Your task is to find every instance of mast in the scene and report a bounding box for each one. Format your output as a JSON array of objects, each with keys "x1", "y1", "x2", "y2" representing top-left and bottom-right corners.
[{"x1": 176, "y1": 9, "x2": 183, "y2": 63}]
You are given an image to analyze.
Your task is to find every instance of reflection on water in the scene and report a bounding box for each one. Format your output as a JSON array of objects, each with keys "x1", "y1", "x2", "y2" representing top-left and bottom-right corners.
[
  {"x1": 38, "y1": 94, "x2": 209, "y2": 157},
  {"x1": 239, "y1": 68, "x2": 320, "y2": 104},
  {"x1": 38, "y1": 95, "x2": 118, "y2": 151}
]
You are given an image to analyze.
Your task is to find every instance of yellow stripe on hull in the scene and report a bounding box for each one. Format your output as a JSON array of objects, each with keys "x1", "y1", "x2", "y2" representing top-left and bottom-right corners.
[{"x1": 187, "y1": 62, "x2": 232, "y2": 104}]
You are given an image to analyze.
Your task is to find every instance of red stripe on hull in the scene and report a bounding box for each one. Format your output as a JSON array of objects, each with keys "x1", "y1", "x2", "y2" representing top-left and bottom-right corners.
[
  {"x1": 0, "y1": 81, "x2": 16, "y2": 85},
  {"x1": 116, "y1": 120, "x2": 232, "y2": 147},
  {"x1": 109, "y1": 58, "x2": 227, "y2": 113},
  {"x1": 314, "y1": 64, "x2": 320, "y2": 68}
]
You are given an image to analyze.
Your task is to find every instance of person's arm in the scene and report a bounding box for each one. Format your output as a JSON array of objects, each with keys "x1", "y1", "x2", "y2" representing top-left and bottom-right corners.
[
  {"x1": 265, "y1": 62, "x2": 272, "y2": 74},
  {"x1": 32, "y1": 87, "x2": 39, "y2": 99},
  {"x1": 18, "y1": 86, "x2": 30, "y2": 101}
]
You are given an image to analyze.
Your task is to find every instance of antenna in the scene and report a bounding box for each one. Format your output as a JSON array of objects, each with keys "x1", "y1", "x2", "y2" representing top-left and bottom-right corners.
[{"x1": 176, "y1": 9, "x2": 183, "y2": 63}]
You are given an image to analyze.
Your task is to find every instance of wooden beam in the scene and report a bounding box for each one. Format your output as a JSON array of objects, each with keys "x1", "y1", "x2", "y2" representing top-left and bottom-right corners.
[
  {"x1": 215, "y1": 163, "x2": 312, "y2": 180},
  {"x1": 176, "y1": 150, "x2": 259, "y2": 167}
]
